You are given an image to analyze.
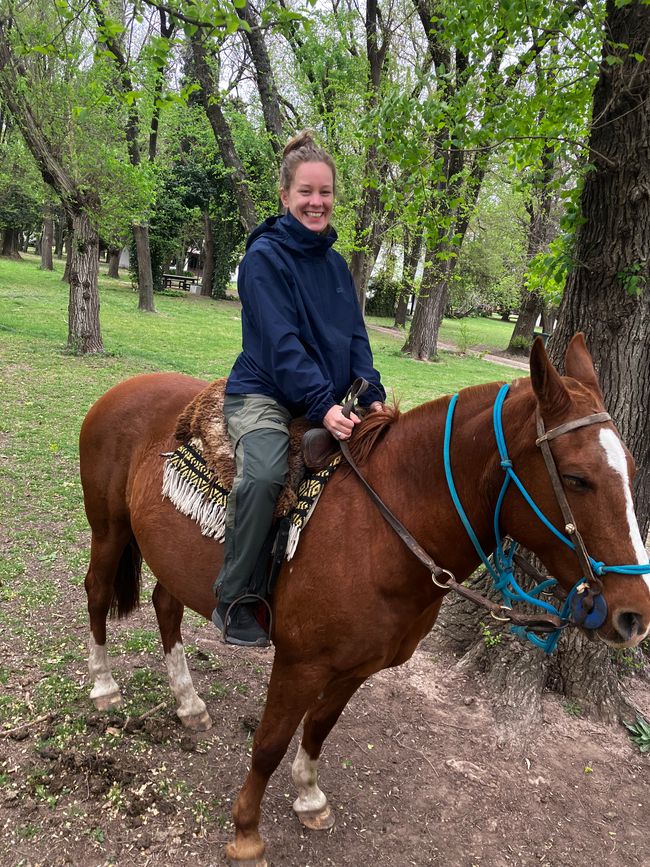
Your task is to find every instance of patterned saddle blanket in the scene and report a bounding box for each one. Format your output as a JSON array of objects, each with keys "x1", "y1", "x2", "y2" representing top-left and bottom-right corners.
[{"x1": 162, "y1": 379, "x2": 341, "y2": 559}]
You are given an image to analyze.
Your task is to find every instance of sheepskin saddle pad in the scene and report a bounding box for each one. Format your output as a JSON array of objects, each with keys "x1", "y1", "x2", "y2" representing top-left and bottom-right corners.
[{"x1": 161, "y1": 378, "x2": 341, "y2": 559}]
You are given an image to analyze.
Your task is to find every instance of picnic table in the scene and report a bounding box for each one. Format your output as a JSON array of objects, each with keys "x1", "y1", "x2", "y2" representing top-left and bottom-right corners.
[{"x1": 162, "y1": 274, "x2": 199, "y2": 291}]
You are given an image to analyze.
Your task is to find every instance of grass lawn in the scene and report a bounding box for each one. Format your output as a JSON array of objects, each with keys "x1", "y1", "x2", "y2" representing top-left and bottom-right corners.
[{"x1": 365, "y1": 313, "x2": 516, "y2": 354}]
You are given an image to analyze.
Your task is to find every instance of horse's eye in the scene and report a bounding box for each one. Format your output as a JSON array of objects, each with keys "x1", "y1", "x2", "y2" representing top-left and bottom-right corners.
[{"x1": 563, "y1": 475, "x2": 590, "y2": 491}]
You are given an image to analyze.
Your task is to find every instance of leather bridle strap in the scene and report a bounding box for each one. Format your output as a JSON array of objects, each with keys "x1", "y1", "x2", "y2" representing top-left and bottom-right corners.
[
  {"x1": 534, "y1": 408, "x2": 611, "y2": 606},
  {"x1": 535, "y1": 412, "x2": 611, "y2": 445},
  {"x1": 338, "y1": 438, "x2": 563, "y2": 632}
]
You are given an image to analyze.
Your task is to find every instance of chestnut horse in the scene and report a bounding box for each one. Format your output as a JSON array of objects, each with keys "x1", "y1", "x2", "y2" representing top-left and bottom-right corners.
[{"x1": 80, "y1": 335, "x2": 650, "y2": 866}]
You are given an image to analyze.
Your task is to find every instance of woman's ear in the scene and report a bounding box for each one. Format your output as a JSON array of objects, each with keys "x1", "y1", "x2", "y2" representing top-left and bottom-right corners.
[{"x1": 279, "y1": 187, "x2": 289, "y2": 209}]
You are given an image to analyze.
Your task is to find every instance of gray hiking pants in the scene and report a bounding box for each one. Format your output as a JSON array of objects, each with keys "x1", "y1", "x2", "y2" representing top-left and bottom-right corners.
[{"x1": 214, "y1": 394, "x2": 292, "y2": 605}]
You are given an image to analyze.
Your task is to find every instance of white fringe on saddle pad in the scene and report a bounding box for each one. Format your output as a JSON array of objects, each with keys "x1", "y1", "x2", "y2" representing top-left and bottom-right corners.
[{"x1": 161, "y1": 438, "x2": 228, "y2": 540}]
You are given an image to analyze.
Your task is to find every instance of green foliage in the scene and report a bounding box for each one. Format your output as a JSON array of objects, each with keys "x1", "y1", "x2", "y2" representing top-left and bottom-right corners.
[
  {"x1": 624, "y1": 715, "x2": 650, "y2": 753},
  {"x1": 617, "y1": 261, "x2": 647, "y2": 297},
  {"x1": 562, "y1": 700, "x2": 583, "y2": 717},
  {"x1": 480, "y1": 622, "x2": 502, "y2": 648},
  {"x1": 0, "y1": 134, "x2": 43, "y2": 236},
  {"x1": 366, "y1": 274, "x2": 400, "y2": 317}
]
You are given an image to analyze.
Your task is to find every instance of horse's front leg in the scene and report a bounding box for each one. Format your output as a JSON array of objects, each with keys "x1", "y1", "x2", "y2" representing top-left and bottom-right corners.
[
  {"x1": 85, "y1": 530, "x2": 129, "y2": 710},
  {"x1": 292, "y1": 675, "x2": 365, "y2": 830},
  {"x1": 227, "y1": 660, "x2": 327, "y2": 866},
  {"x1": 152, "y1": 582, "x2": 211, "y2": 731}
]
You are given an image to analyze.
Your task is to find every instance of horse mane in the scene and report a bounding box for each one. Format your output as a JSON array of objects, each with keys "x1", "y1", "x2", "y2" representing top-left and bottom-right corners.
[{"x1": 348, "y1": 402, "x2": 401, "y2": 464}]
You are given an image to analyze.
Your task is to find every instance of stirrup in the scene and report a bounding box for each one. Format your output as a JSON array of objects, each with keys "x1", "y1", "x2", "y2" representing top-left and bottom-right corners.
[{"x1": 221, "y1": 593, "x2": 273, "y2": 645}]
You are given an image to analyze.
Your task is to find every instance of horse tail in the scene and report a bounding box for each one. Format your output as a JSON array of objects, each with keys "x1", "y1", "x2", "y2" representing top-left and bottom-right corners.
[{"x1": 110, "y1": 536, "x2": 142, "y2": 619}]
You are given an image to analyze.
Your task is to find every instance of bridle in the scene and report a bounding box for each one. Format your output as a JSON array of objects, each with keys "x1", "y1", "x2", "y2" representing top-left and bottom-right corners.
[{"x1": 341, "y1": 380, "x2": 649, "y2": 653}]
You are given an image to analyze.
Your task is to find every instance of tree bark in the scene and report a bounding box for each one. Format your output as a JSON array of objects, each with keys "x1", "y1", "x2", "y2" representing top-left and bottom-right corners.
[
  {"x1": 107, "y1": 246, "x2": 120, "y2": 278},
  {"x1": 1, "y1": 227, "x2": 21, "y2": 258},
  {"x1": 402, "y1": 248, "x2": 452, "y2": 359},
  {"x1": 133, "y1": 224, "x2": 156, "y2": 312},
  {"x1": 550, "y1": 0, "x2": 650, "y2": 538},
  {"x1": 395, "y1": 229, "x2": 423, "y2": 328},
  {"x1": 62, "y1": 222, "x2": 72, "y2": 283},
  {"x1": 190, "y1": 32, "x2": 258, "y2": 233},
  {"x1": 508, "y1": 287, "x2": 542, "y2": 354},
  {"x1": 237, "y1": 2, "x2": 284, "y2": 157},
  {"x1": 54, "y1": 214, "x2": 64, "y2": 258},
  {"x1": 68, "y1": 208, "x2": 103, "y2": 353},
  {"x1": 201, "y1": 209, "x2": 215, "y2": 297},
  {"x1": 40, "y1": 214, "x2": 54, "y2": 270}
]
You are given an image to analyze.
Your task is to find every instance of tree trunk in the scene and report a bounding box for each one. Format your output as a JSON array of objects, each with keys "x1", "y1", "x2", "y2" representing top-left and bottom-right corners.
[
  {"x1": 550, "y1": 0, "x2": 650, "y2": 538},
  {"x1": 1, "y1": 227, "x2": 21, "y2": 258},
  {"x1": 237, "y1": 2, "x2": 284, "y2": 157},
  {"x1": 40, "y1": 215, "x2": 54, "y2": 270},
  {"x1": 67, "y1": 208, "x2": 103, "y2": 353},
  {"x1": 62, "y1": 221, "x2": 73, "y2": 283},
  {"x1": 402, "y1": 248, "x2": 451, "y2": 359},
  {"x1": 54, "y1": 216, "x2": 64, "y2": 258},
  {"x1": 508, "y1": 288, "x2": 542, "y2": 354},
  {"x1": 395, "y1": 229, "x2": 423, "y2": 328},
  {"x1": 107, "y1": 247, "x2": 120, "y2": 278},
  {"x1": 190, "y1": 33, "x2": 258, "y2": 233},
  {"x1": 201, "y1": 209, "x2": 215, "y2": 297},
  {"x1": 133, "y1": 224, "x2": 155, "y2": 312}
]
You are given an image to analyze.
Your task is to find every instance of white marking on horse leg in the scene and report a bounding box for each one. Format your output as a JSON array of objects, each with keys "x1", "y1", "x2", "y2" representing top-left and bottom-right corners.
[
  {"x1": 291, "y1": 743, "x2": 327, "y2": 815},
  {"x1": 599, "y1": 429, "x2": 650, "y2": 597},
  {"x1": 164, "y1": 642, "x2": 208, "y2": 723},
  {"x1": 88, "y1": 638, "x2": 121, "y2": 705}
]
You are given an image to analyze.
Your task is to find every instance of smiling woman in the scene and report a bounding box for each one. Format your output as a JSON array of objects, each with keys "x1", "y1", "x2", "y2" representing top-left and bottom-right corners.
[{"x1": 210, "y1": 130, "x2": 386, "y2": 646}]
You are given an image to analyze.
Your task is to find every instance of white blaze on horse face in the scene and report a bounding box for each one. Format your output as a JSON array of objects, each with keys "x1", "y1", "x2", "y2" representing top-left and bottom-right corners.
[
  {"x1": 291, "y1": 743, "x2": 327, "y2": 815},
  {"x1": 164, "y1": 642, "x2": 208, "y2": 722},
  {"x1": 599, "y1": 429, "x2": 650, "y2": 593}
]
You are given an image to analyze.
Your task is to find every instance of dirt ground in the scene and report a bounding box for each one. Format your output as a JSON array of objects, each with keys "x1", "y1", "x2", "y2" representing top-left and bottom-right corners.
[{"x1": 1, "y1": 583, "x2": 649, "y2": 867}]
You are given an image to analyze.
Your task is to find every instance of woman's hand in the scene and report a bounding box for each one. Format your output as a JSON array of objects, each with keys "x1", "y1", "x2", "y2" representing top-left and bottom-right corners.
[{"x1": 323, "y1": 405, "x2": 360, "y2": 441}]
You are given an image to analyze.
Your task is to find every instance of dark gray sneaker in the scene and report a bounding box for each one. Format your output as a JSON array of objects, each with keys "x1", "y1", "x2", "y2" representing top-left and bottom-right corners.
[{"x1": 212, "y1": 601, "x2": 270, "y2": 647}]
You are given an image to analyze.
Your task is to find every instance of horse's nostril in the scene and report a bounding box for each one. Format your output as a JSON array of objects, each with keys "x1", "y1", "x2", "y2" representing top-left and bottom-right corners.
[{"x1": 615, "y1": 610, "x2": 645, "y2": 641}]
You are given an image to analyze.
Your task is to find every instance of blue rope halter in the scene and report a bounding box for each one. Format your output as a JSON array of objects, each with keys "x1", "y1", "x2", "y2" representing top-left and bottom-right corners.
[{"x1": 443, "y1": 384, "x2": 650, "y2": 653}]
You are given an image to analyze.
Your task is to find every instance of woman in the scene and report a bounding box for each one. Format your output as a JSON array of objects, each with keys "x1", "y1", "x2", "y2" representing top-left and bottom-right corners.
[{"x1": 213, "y1": 130, "x2": 385, "y2": 647}]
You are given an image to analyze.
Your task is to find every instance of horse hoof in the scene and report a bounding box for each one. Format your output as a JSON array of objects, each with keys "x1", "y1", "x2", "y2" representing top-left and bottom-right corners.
[
  {"x1": 227, "y1": 859, "x2": 268, "y2": 867},
  {"x1": 179, "y1": 710, "x2": 212, "y2": 731},
  {"x1": 296, "y1": 803, "x2": 335, "y2": 831},
  {"x1": 225, "y1": 839, "x2": 267, "y2": 867},
  {"x1": 92, "y1": 692, "x2": 122, "y2": 711}
]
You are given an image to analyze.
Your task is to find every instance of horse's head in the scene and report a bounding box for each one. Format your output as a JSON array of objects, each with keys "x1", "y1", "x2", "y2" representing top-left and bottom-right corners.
[{"x1": 503, "y1": 334, "x2": 650, "y2": 648}]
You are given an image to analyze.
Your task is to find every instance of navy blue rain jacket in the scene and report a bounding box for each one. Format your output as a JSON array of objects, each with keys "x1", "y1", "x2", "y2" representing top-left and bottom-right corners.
[{"x1": 226, "y1": 212, "x2": 385, "y2": 423}]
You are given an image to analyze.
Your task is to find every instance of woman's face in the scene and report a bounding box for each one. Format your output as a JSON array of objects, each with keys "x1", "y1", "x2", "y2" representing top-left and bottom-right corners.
[{"x1": 280, "y1": 161, "x2": 334, "y2": 233}]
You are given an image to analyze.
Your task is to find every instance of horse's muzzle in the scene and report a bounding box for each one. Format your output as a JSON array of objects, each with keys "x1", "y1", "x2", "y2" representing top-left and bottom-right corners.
[{"x1": 570, "y1": 592, "x2": 608, "y2": 630}]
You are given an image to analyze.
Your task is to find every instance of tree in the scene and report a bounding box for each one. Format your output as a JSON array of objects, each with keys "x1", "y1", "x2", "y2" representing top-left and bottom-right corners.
[
  {"x1": 91, "y1": 0, "x2": 173, "y2": 312},
  {"x1": 0, "y1": 16, "x2": 104, "y2": 352},
  {"x1": 550, "y1": 0, "x2": 650, "y2": 539},
  {"x1": 397, "y1": 0, "x2": 602, "y2": 359},
  {"x1": 433, "y1": 0, "x2": 650, "y2": 732}
]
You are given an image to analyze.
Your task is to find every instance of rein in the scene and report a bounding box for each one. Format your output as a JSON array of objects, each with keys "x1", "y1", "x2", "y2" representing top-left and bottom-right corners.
[{"x1": 341, "y1": 381, "x2": 648, "y2": 654}]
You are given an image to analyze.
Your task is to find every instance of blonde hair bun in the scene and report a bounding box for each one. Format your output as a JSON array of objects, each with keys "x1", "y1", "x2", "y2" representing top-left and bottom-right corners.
[{"x1": 280, "y1": 130, "x2": 336, "y2": 192}]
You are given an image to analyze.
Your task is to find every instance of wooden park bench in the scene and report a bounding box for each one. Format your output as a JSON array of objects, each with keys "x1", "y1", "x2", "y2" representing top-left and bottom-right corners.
[{"x1": 162, "y1": 274, "x2": 199, "y2": 292}]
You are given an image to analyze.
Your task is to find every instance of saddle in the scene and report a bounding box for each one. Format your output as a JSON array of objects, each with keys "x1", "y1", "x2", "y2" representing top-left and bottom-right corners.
[{"x1": 174, "y1": 379, "x2": 368, "y2": 512}]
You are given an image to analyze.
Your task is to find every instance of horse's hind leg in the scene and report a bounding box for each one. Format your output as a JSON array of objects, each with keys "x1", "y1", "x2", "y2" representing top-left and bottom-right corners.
[
  {"x1": 152, "y1": 582, "x2": 211, "y2": 731},
  {"x1": 292, "y1": 675, "x2": 365, "y2": 830},
  {"x1": 227, "y1": 661, "x2": 327, "y2": 866},
  {"x1": 85, "y1": 527, "x2": 135, "y2": 710}
]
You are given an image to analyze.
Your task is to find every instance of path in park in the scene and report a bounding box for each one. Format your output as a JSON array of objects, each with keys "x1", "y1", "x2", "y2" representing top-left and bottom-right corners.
[{"x1": 367, "y1": 324, "x2": 530, "y2": 371}]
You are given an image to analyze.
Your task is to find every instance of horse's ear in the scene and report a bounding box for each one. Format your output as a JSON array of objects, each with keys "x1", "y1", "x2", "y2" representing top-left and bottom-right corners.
[
  {"x1": 530, "y1": 336, "x2": 572, "y2": 416},
  {"x1": 564, "y1": 332, "x2": 604, "y2": 400}
]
